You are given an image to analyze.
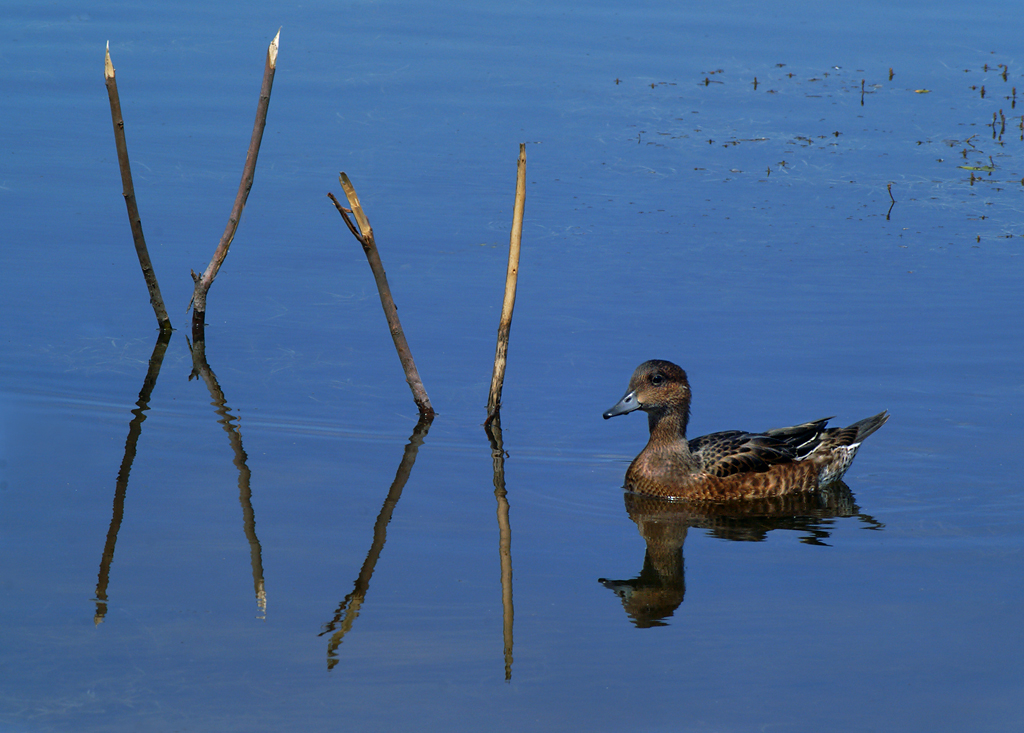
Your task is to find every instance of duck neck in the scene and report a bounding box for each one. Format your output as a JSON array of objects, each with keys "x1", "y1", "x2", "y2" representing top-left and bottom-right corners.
[
  {"x1": 647, "y1": 404, "x2": 691, "y2": 450},
  {"x1": 632, "y1": 403, "x2": 701, "y2": 481}
]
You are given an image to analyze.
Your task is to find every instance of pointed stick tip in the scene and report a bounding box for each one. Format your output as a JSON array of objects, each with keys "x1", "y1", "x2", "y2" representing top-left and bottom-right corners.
[
  {"x1": 269, "y1": 29, "x2": 280, "y2": 68},
  {"x1": 104, "y1": 42, "x2": 114, "y2": 80}
]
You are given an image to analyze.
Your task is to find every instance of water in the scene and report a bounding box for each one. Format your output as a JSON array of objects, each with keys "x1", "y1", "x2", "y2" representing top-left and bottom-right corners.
[{"x1": 1, "y1": 0, "x2": 1022, "y2": 730}]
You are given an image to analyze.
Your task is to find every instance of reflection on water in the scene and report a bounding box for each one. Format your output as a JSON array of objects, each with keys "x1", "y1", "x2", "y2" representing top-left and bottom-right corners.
[
  {"x1": 485, "y1": 416, "x2": 514, "y2": 682},
  {"x1": 4, "y1": 0, "x2": 1023, "y2": 728},
  {"x1": 600, "y1": 485, "x2": 882, "y2": 628},
  {"x1": 188, "y1": 333, "x2": 267, "y2": 620},
  {"x1": 320, "y1": 414, "x2": 433, "y2": 669},
  {"x1": 93, "y1": 329, "x2": 172, "y2": 625},
  {"x1": 319, "y1": 413, "x2": 517, "y2": 679},
  {"x1": 93, "y1": 331, "x2": 268, "y2": 625}
]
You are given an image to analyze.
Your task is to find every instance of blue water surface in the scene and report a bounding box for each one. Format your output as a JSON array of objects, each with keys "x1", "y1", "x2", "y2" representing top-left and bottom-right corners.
[{"x1": 1, "y1": 0, "x2": 1021, "y2": 731}]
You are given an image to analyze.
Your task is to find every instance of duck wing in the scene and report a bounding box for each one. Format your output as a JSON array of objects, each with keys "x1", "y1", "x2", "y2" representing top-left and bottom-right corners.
[
  {"x1": 763, "y1": 417, "x2": 833, "y2": 458},
  {"x1": 689, "y1": 417, "x2": 836, "y2": 478},
  {"x1": 689, "y1": 430, "x2": 800, "y2": 477}
]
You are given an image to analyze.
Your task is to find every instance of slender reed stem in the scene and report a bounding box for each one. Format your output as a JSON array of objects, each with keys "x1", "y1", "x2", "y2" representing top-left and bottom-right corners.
[{"x1": 486, "y1": 144, "x2": 526, "y2": 422}]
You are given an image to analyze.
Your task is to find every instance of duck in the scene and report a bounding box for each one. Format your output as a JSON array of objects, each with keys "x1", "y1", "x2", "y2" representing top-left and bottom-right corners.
[{"x1": 603, "y1": 360, "x2": 888, "y2": 501}]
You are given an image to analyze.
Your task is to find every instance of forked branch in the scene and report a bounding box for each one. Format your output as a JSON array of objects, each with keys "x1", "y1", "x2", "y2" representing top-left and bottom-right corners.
[{"x1": 328, "y1": 177, "x2": 434, "y2": 418}]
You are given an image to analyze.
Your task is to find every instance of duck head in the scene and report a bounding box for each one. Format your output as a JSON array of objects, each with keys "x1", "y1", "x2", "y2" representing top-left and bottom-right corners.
[{"x1": 603, "y1": 360, "x2": 692, "y2": 436}]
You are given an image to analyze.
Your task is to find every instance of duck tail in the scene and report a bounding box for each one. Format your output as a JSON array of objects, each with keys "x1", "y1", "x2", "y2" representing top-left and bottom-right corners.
[
  {"x1": 847, "y1": 410, "x2": 889, "y2": 444},
  {"x1": 817, "y1": 410, "x2": 889, "y2": 485}
]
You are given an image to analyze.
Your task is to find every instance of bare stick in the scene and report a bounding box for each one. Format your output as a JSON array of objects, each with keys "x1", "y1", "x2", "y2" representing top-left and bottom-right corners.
[
  {"x1": 190, "y1": 29, "x2": 280, "y2": 338},
  {"x1": 104, "y1": 42, "x2": 172, "y2": 332},
  {"x1": 486, "y1": 144, "x2": 526, "y2": 422},
  {"x1": 329, "y1": 179, "x2": 435, "y2": 418}
]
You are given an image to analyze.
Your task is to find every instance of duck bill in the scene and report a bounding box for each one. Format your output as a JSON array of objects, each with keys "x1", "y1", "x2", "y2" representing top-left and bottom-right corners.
[{"x1": 603, "y1": 389, "x2": 641, "y2": 419}]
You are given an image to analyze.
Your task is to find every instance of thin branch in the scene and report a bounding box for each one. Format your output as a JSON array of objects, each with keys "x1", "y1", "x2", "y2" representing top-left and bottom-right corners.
[
  {"x1": 327, "y1": 192, "x2": 362, "y2": 242},
  {"x1": 191, "y1": 29, "x2": 280, "y2": 338},
  {"x1": 104, "y1": 42, "x2": 172, "y2": 332},
  {"x1": 330, "y1": 175, "x2": 435, "y2": 418},
  {"x1": 486, "y1": 144, "x2": 526, "y2": 422}
]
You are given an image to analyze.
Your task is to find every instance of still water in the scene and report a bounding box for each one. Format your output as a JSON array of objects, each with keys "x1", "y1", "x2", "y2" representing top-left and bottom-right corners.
[{"x1": 2, "y1": 0, "x2": 1022, "y2": 730}]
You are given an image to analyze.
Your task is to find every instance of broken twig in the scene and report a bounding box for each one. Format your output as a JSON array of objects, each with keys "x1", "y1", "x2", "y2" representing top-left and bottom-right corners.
[
  {"x1": 329, "y1": 176, "x2": 434, "y2": 418},
  {"x1": 190, "y1": 29, "x2": 280, "y2": 339},
  {"x1": 104, "y1": 42, "x2": 172, "y2": 332}
]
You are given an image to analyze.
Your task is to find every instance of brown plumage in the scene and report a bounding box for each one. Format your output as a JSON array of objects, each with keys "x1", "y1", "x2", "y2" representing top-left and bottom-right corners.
[{"x1": 603, "y1": 360, "x2": 888, "y2": 500}]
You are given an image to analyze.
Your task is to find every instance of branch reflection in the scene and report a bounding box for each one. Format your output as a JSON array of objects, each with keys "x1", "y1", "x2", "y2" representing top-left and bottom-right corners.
[
  {"x1": 485, "y1": 414, "x2": 514, "y2": 681},
  {"x1": 320, "y1": 414, "x2": 434, "y2": 670},
  {"x1": 94, "y1": 329, "x2": 172, "y2": 625},
  {"x1": 600, "y1": 485, "x2": 883, "y2": 628},
  {"x1": 189, "y1": 334, "x2": 266, "y2": 619}
]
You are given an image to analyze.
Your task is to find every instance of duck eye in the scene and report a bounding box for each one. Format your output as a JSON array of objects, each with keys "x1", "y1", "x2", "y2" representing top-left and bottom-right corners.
[{"x1": 650, "y1": 374, "x2": 664, "y2": 386}]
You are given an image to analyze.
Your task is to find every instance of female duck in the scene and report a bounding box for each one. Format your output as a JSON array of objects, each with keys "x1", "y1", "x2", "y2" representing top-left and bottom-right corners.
[{"x1": 604, "y1": 360, "x2": 888, "y2": 501}]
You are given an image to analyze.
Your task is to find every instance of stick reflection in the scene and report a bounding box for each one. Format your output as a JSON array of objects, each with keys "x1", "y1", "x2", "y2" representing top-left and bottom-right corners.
[
  {"x1": 189, "y1": 334, "x2": 266, "y2": 619},
  {"x1": 320, "y1": 414, "x2": 433, "y2": 669},
  {"x1": 95, "y1": 331, "x2": 268, "y2": 623},
  {"x1": 485, "y1": 414, "x2": 514, "y2": 681},
  {"x1": 94, "y1": 329, "x2": 172, "y2": 625}
]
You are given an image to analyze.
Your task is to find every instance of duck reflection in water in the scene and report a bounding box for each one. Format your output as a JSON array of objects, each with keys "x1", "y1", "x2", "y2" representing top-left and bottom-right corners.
[
  {"x1": 599, "y1": 487, "x2": 882, "y2": 627},
  {"x1": 600, "y1": 360, "x2": 888, "y2": 627}
]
